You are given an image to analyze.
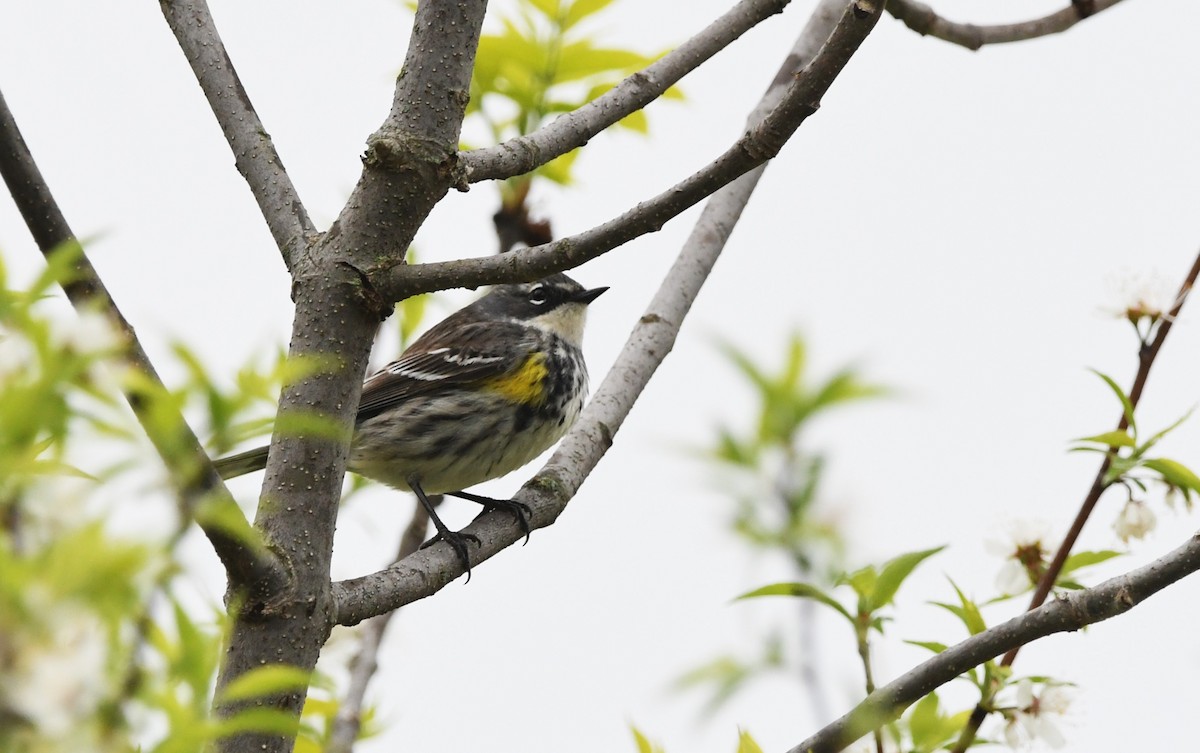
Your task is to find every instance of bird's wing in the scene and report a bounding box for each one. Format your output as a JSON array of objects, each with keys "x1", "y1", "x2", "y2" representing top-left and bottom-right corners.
[{"x1": 355, "y1": 319, "x2": 529, "y2": 423}]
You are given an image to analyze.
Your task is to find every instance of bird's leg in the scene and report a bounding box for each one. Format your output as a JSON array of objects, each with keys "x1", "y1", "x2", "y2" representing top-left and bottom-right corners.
[
  {"x1": 410, "y1": 477, "x2": 479, "y2": 580},
  {"x1": 446, "y1": 490, "x2": 532, "y2": 544}
]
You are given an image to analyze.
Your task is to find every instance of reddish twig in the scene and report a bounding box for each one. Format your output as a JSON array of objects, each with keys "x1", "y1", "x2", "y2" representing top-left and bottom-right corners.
[
  {"x1": 788, "y1": 530, "x2": 1200, "y2": 753},
  {"x1": 950, "y1": 249, "x2": 1200, "y2": 752}
]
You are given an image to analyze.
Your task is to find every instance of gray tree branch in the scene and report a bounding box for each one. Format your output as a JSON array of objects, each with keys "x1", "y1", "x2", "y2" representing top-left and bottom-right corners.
[
  {"x1": 377, "y1": 0, "x2": 883, "y2": 305},
  {"x1": 160, "y1": 0, "x2": 316, "y2": 269},
  {"x1": 887, "y1": 0, "x2": 1127, "y2": 50},
  {"x1": 459, "y1": 0, "x2": 792, "y2": 184},
  {"x1": 786, "y1": 531, "x2": 1200, "y2": 753},
  {"x1": 0, "y1": 88, "x2": 286, "y2": 595},
  {"x1": 202, "y1": 2, "x2": 491, "y2": 751},
  {"x1": 332, "y1": 0, "x2": 873, "y2": 626}
]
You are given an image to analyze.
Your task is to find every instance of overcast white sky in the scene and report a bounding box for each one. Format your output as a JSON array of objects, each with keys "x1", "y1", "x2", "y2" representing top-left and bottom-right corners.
[{"x1": 2, "y1": 1, "x2": 1199, "y2": 751}]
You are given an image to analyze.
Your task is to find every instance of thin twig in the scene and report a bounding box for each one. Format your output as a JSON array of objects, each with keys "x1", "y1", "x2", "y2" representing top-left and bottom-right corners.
[
  {"x1": 332, "y1": 0, "x2": 879, "y2": 626},
  {"x1": 1030, "y1": 247, "x2": 1200, "y2": 612},
  {"x1": 460, "y1": 0, "x2": 792, "y2": 183},
  {"x1": 160, "y1": 0, "x2": 315, "y2": 269},
  {"x1": 949, "y1": 248, "x2": 1200, "y2": 751},
  {"x1": 0, "y1": 87, "x2": 286, "y2": 596},
  {"x1": 786, "y1": 530, "x2": 1200, "y2": 753},
  {"x1": 853, "y1": 626, "x2": 884, "y2": 753},
  {"x1": 377, "y1": 0, "x2": 883, "y2": 305},
  {"x1": 887, "y1": 0, "x2": 1126, "y2": 50},
  {"x1": 326, "y1": 502, "x2": 430, "y2": 753}
]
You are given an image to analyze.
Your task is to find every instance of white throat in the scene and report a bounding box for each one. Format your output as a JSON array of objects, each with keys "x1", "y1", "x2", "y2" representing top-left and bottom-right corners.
[{"x1": 526, "y1": 302, "x2": 588, "y2": 345}]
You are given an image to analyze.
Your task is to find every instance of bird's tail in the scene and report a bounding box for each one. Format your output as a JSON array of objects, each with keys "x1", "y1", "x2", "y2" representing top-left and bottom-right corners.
[{"x1": 213, "y1": 446, "x2": 270, "y2": 479}]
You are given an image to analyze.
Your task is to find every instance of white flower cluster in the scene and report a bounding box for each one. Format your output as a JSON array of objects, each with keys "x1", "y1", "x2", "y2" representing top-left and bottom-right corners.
[
  {"x1": 1003, "y1": 679, "x2": 1072, "y2": 749},
  {"x1": 0, "y1": 594, "x2": 109, "y2": 737},
  {"x1": 0, "y1": 324, "x2": 36, "y2": 382},
  {"x1": 1105, "y1": 270, "x2": 1181, "y2": 327},
  {"x1": 49, "y1": 310, "x2": 126, "y2": 356},
  {"x1": 0, "y1": 311, "x2": 125, "y2": 387}
]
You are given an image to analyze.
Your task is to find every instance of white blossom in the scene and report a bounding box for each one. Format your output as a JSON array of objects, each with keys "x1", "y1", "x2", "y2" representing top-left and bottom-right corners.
[
  {"x1": 48, "y1": 310, "x2": 125, "y2": 356},
  {"x1": 1113, "y1": 499, "x2": 1156, "y2": 543},
  {"x1": 994, "y1": 559, "x2": 1033, "y2": 596},
  {"x1": 18, "y1": 476, "x2": 91, "y2": 544},
  {"x1": 1004, "y1": 679, "x2": 1072, "y2": 749},
  {"x1": 985, "y1": 520, "x2": 1052, "y2": 596},
  {"x1": 0, "y1": 326, "x2": 37, "y2": 382},
  {"x1": 1, "y1": 599, "x2": 109, "y2": 735},
  {"x1": 1104, "y1": 270, "x2": 1180, "y2": 326}
]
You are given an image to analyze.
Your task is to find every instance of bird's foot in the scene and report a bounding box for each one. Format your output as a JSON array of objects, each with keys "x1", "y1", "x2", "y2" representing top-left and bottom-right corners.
[
  {"x1": 448, "y1": 490, "x2": 533, "y2": 544},
  {"x1": 420, "y1": 527, "x2": 481, "y2": 581}
]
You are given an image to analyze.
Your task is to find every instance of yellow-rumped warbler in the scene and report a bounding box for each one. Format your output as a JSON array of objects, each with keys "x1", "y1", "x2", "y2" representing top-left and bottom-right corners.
[{"x1": 214, "y1": 273, "x2": 606, "y2": 574}]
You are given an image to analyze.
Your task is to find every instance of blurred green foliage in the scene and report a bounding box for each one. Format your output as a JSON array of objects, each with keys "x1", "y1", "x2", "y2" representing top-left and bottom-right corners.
[
  {"x1": 467, "y1": 0, "x2": 678, "y2": 207},
  {"x1": 0, "y1": 247, "x2": 361, "y2": 751}
]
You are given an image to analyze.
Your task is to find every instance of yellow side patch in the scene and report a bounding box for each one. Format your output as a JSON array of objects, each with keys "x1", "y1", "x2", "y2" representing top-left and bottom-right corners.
[{"x1": 482, "y1": 352, "x2": 549, "y2": 405}]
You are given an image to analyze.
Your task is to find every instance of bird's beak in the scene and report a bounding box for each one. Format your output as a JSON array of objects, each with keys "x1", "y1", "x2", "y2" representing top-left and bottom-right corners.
[{"x1": 573, "y1": 286, "x2": 608, "y2": 305}]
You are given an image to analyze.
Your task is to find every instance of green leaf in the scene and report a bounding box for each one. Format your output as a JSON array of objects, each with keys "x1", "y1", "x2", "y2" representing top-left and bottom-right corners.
[
  {"x1": 673, "y1": 656, "x2": 754, "y2": 712},
  {"x1": 399, "y1": 294, "x2": 429, "y2": 349},
  {"x1": 867, "y1": 546, "x2": 944, "y2": 611},
  {"x1": 617, "y1": 108, "x2": 649, "y2": 133},
  {"x1": 273, "y1": 410, "x2": 350, "y2": 442},
  {"x1": 1138, "y1": 407, "x2": 1195, "y2": 455},
  {"x1": 171, "y1": 600, "x2": 219, "y2": 712},
  {"x1": 908, "y1": 692, "x2": 942, "y2": 750},
  {"x1": 555, "y1": 42, "x2": 651, "y2": 82},
  {"x1": 1060, "y1": 549, "x2": 1122, "y2": 576},
  {"x1": 809, "y1": 368, "x2": 889, "y2": 415},
  {"x1": 1144, "y1": 457, "x2": 1200, "y2": 493},
  {"x1": 711, "y1": 427, "x2": 756, "y2": 467},
  {"x1": 476, "y1": 31, "x2": 543, "y2": 81},
  {"x1": 717, "y1": 340, "x2": 775, "y2": 396},
  {"x1": 22, "y1": 457, "x2": 96, "y2": 480},
  {"x1": 1073, "y1": 430, "x2": 1136, "y2": 448},
  {"x1": 905, "y1": 640, "x2": 949, "y2": 654},
  {"x1": 212, "y1": 707, "x2": 302, "y2": 737},
  {"x1": 631, "y1": 726, "x2": 665, "y2": 753},
  {"x1": 217, "y1": 665, "x2": 311, "y2": 704},
  {"x1": 1103, "y1": 454, "x2": 1140, "y2": 485},
  {"x1": 662, "y1": 84, "x2": 686, "y2": 100},
  {"x1": 933, "y1": 580, "x2": 987, "y2": 635},
  {"x1": 564, "y1": 0, "x2": 617, "y2": 29},
  {"x1": 736, "y1": 730, "x2": 765, "y2": 753},
  {"x1": 841, "y1": 565, "x2": 877, "y2": 601},
  {"x1": 736, "y1": 582, "x2": 853, "y2": 623},
  {"x1": 30, "y1": 239, "x2": 85, "y2": 298},
  {"x1": 277, "y1": 352, "x2": 341, "y2": 386},
  {"x1": 535, "y1": 147, "x2": 581, "y2": 185},
  {"x1": 1090, "y1": 369, "x2": 1136, "y2": 434}
]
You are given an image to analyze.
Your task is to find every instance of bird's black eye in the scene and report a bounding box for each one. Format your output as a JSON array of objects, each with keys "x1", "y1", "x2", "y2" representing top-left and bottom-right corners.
[{"x1": 528, "y1": 286, "x2": 548, "y2": 305}]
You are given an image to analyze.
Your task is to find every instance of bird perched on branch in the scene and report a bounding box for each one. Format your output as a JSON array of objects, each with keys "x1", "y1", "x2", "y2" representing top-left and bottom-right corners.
[{"x1": 215, "y1": 273, "x2": 607, "y2": 577}]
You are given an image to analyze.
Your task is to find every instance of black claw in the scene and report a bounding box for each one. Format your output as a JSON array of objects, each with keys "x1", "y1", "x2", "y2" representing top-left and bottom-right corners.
[
  {"x1": 448, "y1": 490, "x2": 533, "y2": 544},
  {"x1": 420, "y1": 529, "x2": 481, "y2": 581},
  {"x1": 409, "y1": 477, "x2": 479, "y2": 581}
]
